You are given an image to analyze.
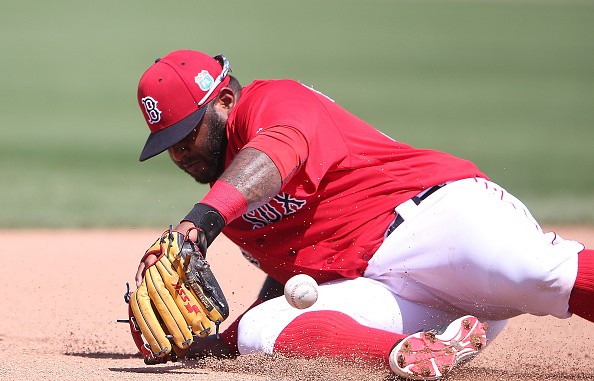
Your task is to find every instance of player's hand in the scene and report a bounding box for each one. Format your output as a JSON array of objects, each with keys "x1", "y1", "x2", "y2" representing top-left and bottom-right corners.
[
  {"x1": 135, "y1": 254, "x2": 155, "y2": 287},
  {"x1": 134, "y1": 222, "x2": 198, "y2": 287},
  {"x1": 175, "y1": 220, "x2": 198, "y2": 241}
]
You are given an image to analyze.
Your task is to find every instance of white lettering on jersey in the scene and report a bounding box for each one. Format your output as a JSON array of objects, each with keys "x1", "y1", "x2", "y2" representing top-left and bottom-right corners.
[{"x1": 242, "y1": 193, "x2": 306, "y2": 229}]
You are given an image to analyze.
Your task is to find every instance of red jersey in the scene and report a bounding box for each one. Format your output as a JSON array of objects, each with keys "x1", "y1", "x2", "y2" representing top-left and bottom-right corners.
[{"x1": 222, "y1": 80, "x2": 486, "y2": 284}]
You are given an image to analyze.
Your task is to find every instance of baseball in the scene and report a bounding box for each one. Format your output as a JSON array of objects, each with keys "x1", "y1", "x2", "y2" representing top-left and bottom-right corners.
[{"x1": 284, "y1": 274, "x2": 319, "y2": 309}]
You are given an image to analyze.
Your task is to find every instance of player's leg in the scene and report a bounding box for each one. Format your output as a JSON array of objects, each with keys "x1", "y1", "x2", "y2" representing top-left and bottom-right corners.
[
  {"x1": 215, "y1": 276, "x2": 285, "y2": 356},
  {"x1": 272, "y1": 310, "x2": 407, "y2": 367},
  {"x1": 569, "y1": 249, "x2": 594, "y2": 322},
  {"x1": 274, "y1": 312, "x2": 488, "y2": 380},
  {"x1": 236, "y1": 277, "x2": 506, "y2": 379},
  {"x1": 366, "y1": 177, "x2": 585, "y2": 321}
]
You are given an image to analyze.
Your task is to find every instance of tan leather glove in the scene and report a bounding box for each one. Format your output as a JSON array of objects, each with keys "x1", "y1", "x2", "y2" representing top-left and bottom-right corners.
[{"x1": 126, "y1": 228, "x2": 229, "y2": 364}]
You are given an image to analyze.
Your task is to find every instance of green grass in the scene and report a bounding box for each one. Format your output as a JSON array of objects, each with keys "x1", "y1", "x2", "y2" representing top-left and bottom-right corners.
[{"x1": 1, "y1": 0, "x2": 593, "y2": 227}]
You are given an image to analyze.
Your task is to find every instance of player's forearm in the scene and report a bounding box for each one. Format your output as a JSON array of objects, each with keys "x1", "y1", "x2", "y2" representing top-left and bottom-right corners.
[
  {"x1": 219, "y1": 147, "x2": 282, "y2": 211},
  {"x1": 179, "y1": 148, "x2": 283, "y2": 242}
]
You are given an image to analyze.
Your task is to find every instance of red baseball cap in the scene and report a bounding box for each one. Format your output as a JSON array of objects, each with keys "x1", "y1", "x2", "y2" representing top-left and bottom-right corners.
[{"x1": 137, "y1": 50, "x2": 231, "y2": 161}]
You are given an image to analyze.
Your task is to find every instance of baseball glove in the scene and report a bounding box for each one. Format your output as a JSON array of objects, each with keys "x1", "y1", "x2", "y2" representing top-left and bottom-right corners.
[{"x1": 123, "y1": 227, "x2": 229, "y2": 364}]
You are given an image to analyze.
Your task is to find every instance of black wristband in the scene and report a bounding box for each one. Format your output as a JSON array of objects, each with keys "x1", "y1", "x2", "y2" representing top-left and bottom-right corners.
[{"x1": 183, "y1": 203, "x2": 225, "y2": 247}]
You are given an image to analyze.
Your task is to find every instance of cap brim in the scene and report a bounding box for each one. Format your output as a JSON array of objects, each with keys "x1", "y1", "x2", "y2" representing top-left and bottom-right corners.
[{"x1": 139, "y1": 106, "x2": 208, "y2": 162}]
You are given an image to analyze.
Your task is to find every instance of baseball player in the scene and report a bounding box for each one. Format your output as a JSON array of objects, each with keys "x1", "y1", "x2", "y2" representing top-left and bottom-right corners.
[{"x1": 132, "y1": 50, "x2": 593, "y2": 380}]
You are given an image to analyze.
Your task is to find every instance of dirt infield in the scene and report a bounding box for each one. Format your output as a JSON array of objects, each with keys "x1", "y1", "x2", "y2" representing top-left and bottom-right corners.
[{"x1": 1, "y1": 227, "x2": 593, "y2": 381}]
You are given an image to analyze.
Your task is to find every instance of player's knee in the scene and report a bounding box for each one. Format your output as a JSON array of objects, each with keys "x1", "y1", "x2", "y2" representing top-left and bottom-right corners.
[
  {"x1": 236, "y1": 297, "x2": 301, "y2": 355},
  {"x1": 236, "y1": 306, "x2": 269, "y2": 354}
]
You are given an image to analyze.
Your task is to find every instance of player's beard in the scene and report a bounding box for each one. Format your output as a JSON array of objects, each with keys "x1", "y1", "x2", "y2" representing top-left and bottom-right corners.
[{"x1": 175, "y1": 105, "x2": 228, "y2": 184}]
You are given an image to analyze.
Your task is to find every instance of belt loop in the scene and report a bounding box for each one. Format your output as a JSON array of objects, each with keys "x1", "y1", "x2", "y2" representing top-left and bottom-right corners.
[
  {"x1": 384, "y1": 183, "x2": 448, "y2": 238},
  {"x1": 395, "y1": 198, "x2": 418, "y2": 220}
]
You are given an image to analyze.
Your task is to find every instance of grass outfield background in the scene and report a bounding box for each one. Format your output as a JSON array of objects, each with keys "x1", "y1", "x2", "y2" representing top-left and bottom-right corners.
[{"x1": 1, "y1": 0, "x2": 593, "y2": 228}]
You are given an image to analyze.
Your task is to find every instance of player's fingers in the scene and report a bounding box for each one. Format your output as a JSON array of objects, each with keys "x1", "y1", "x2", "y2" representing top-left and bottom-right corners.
[
  {"x1": 136, "y1": 254, "x2": 159, "y2": 287},
  {"x1": 135, "y1": 262, "x2": 146, "y2": 287}
]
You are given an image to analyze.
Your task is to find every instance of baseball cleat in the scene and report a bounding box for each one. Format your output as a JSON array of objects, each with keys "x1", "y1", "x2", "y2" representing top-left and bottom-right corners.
[{"x1": 389, "y1": 315, "x2": 488, "y2": 380}]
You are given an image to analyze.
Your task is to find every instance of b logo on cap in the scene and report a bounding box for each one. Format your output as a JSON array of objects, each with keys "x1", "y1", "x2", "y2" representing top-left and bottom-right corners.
[
  {"x1": 141, "y1": 96, "x2": 162, "y2": 124},
  {"x1": 195, "y1": 70, "x2": 214, "y2": 91}
]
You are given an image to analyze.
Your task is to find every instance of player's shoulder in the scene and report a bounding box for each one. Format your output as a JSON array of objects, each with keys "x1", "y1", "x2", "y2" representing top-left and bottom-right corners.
[
  {"x1": 245, "y1": 79, "x2": 309, "y2": 94},
  {"x1": 237, "y1": 80, "x2": 320, "y2": 113}
]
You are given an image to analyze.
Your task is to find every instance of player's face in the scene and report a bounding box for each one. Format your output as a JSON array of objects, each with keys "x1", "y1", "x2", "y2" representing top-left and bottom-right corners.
[{"x1": 167, "y1": 103, "x2": 227, "y2": 184}]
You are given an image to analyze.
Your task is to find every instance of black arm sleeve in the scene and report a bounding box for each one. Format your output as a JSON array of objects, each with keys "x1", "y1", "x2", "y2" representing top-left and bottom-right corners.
[{"x1": 183, "y1": 203, "x2": 226, "y2": 247}]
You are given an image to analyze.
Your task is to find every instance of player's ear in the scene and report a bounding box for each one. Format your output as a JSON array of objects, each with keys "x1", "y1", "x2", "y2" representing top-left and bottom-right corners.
[{"x1": 214, "y1": 87, "x2": 236, "y2": 111}]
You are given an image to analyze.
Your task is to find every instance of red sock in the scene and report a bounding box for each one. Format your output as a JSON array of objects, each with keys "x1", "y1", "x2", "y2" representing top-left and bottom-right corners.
[
  {"x1": 569, "y1": 249, "x2": 594, "y2": 322},
  {"x1": 272, "y1": 310, "x2": 406, "y2": 367}
]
